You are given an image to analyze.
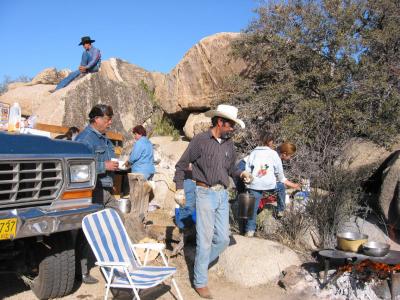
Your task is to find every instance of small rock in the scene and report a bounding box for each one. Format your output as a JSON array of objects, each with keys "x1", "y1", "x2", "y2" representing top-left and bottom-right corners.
[{"x1": 279, "y1": 265, "x2": 304, "y2": 290}]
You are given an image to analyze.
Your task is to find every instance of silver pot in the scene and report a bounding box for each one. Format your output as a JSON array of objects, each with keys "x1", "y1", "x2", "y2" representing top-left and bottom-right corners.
[
  {"x1": 337, "y1": 232, "x2": 368, "y2": 240},
  {"x1": 336, "y1": 232, "x2": 368, "y2": 252},
  {"x1": 238, "y1": 191, "x2": 255, "y2": 219},
  {"x1": 362, "y1": 241, "x2": 390, "y2": 257},
  {"x1": 116, "y1": 197, "x2": 131, "y2": 214}
]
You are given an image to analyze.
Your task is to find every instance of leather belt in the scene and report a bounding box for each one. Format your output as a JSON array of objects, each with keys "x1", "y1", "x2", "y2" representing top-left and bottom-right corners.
[
  {"x1": 196, "y1": 181, "x2": 209, "y2": 188},
  {"x1": 196, "y1": 181, "x2": 225, "y2": 191}
]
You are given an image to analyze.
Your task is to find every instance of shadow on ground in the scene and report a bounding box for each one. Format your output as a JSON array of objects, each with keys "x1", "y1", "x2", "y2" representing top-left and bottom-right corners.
[{"x1": 0, "y1": 274, "x2": 30, "y2": 298}]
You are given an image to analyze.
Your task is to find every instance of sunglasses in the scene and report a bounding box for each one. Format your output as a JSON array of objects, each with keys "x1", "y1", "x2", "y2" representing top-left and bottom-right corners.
[{"x1": 222, "y1": 119, "x2": 236, "y2": 129}]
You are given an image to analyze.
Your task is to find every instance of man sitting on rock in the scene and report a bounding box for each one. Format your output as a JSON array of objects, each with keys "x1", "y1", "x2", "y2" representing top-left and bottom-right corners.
[{"x1": 50, "y1": 36, "x2": 101, "y2": 92}]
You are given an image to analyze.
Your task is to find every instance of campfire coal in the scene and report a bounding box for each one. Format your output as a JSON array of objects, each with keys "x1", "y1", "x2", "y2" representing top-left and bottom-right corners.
[
  {"x1": 338, "y1": 260, "x2": 400, "y2": 281},
  {"x1": 279, "y1": 265, "x2": 383, "y2": 300},
  {"x1": 327, "y1": 272, "x2": 381, "y2": 300}
]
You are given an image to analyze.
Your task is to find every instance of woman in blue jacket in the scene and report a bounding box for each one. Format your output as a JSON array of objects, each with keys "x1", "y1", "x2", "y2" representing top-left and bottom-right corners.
[{"x1": 128, "y1": 125, "x2": 155, "y2": 180}]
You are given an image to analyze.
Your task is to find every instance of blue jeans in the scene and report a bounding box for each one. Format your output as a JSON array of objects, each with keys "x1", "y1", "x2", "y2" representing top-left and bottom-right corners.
[
  {"x1": 246, "y1": 189, "x2": 263, "y2": 232},
  {"x1": 176, "y1": 179, "x2": 196, "y2": 229},
  {"x1": 276, "y1": 182, "x2": 286, "y2": 212},
  {"x1": 194, "y1": 186, "x2": 230, "y2": 288},
  {"x1": 246, "y1": 185, "x2": 285, "y2": 232},
  {"x1": 55, "y1": 51, "x2": 99, "y2": 90},
  {"x1": 55, "y1": 70, "x2": 81, "y2": 90}
]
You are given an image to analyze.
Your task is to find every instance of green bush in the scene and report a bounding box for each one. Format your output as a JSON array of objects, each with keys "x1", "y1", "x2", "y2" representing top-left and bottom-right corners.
[
  {"x1": 151, "y1": 116, "x2": 180, "y2": 141},
  {"x1": 224, "y1": 0, "x2": 400, "y2": 248}
]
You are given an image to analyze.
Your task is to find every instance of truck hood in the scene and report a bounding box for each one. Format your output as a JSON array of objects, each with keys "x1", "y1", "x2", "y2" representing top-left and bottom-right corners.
[{"x1": 0, "y1": 132, "x2": 93, "y2": 157}]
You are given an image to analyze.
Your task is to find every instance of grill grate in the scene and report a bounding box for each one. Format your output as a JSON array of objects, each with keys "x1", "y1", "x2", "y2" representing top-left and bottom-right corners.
[{"x1": 0, "y1": 160, "x2": 63, "y2": 208}]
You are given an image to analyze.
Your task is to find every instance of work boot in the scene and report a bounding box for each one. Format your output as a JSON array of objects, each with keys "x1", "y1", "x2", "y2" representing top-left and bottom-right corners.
[
  {"x1": 195, "y1": 286, "x2": 213, "y2": 299},
  {"x1": 82, "y1": 274, "x2": 99, "y2": 284}
]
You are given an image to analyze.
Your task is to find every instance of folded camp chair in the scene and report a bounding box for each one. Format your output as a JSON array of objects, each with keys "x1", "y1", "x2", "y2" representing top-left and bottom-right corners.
[{"x1": 82, "y1": 209, "x2": 183, "y2": 300}]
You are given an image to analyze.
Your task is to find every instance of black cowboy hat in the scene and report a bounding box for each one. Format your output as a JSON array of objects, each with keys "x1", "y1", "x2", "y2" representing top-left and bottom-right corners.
[{"x1": 79, "y1": 36, "x2": 95, "y2": 46}]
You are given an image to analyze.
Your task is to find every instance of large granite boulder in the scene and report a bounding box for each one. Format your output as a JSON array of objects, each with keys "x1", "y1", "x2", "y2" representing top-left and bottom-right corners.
[
  {"x1": 30, "y1": 68, "x2": 70, "y2": 85},
  {"x1": 0, "y1": 60, "x2": 155, "y2": 138},
  {"x1": 213, "y1": 235, "x2": 301, "y2": 287},
  {"x1": 336, "y1": 138, "x2": 400, "y2": 230},
  {"x1": 335, "y1": 138, "x2": 391, "y2": 172},
  {"x1": 61, "y1": 60, "x2": 155, "y2": 137},
  {"x1": 152, "y1": 32, "x2": 247, "y2": 114},
  {"x1": 0, "y1": 32, "x2": 246, "y2": 134},
  {"x1": 0, "y1": 83, "x2": 70, "y2": 125},
  {"x1": 5, "y1": 68, "x2": 70, "y2": 91},
  {"x1": 183, "y1": 112, "x2": 210, "y2": 140},
  {"x1": 375, "y1": 151, "x2": 400, "y2": 225}
]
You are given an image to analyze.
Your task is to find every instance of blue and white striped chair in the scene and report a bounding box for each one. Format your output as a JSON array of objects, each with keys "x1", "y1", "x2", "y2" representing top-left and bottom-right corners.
[{"x1": 82, "y1": 209, "x2": 183, "y2": 300}]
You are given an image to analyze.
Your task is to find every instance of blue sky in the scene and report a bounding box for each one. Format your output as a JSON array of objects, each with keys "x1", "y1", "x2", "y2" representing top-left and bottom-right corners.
[{"x1": 0, "y1": 1, "x2": 257, "y2": 81}]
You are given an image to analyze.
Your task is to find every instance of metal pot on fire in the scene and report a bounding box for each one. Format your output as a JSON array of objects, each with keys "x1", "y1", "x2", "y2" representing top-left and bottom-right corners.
[{"x1": 336, "y1": 232, "x2": 368, "y2": 252}]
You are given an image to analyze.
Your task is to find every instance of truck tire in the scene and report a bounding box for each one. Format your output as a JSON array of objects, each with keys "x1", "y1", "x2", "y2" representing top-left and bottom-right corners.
[{"x1": 32, "y1": 233, "x2": 75, "y2": 299}]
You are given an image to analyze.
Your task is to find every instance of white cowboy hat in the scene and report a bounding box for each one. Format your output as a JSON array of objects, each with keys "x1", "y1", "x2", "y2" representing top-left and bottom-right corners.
[{"x1": 205, "y1": 104, "x2": 245, "y2": 129}]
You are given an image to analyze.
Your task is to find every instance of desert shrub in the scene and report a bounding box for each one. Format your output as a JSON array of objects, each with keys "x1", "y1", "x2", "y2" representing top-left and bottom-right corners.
[
  {"x1": 272, "y1": 207, "x2": 313, "y2": 249},
  {"x1": 254, "y1": 167, "x2": 368, "y2": 249},
  {"x1": 0, "y1": 75, "x2": 31, "y2": 95},
  {"x1": 304, "y1": 168, "x2": 367, "y2": 248},
  {"x1": 223, "y1": 0, "x2": 400, "y2": 248},
  {"x1": 138, "y1": 80, "x2": 180, "y2": 140},
  {"x1": 151, "y1": 115, "x2": 180, "y2": 141}
]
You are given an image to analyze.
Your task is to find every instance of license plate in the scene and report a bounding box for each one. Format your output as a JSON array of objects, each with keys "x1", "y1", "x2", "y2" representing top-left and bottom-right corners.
[{"x1": 0, "y1": 218, "x2": 17, "y2": 240}]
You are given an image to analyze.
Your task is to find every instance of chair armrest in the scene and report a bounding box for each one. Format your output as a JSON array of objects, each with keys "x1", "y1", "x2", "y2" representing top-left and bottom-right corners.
[
  {"x1": 96, "y1": 261, "x2": 130, "y2": 267},
  {"x1": 132, "y1": 243, "x2": 165, "y2": 251}
]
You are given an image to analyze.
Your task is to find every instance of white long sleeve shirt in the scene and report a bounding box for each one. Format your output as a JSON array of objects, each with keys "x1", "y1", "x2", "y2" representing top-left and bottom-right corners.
[{"x1": 245, "y1": 146, "x2": 286, "y2": 191}]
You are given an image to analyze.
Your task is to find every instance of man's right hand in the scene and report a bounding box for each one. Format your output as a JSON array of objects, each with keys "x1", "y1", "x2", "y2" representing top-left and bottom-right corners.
[
  {"x1": 174, "y1": 189, "x2": 186, "y2": 207},
  {"x1": 240, "y1": 171, "x2": 254, "y2": 184},
  {"x1": 105, "y1": 160, "x2": 119, "y2": 171}
]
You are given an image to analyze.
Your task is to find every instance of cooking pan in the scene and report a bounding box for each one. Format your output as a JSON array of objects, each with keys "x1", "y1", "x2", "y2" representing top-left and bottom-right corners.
[{"x1": 337, "y1": 232, "x2": 368, "y2": 252}]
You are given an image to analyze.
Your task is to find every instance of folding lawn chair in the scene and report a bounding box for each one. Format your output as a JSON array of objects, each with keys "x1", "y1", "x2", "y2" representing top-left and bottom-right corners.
[{"x1": 82, "y1": 208, "x2": 183, "y2": 300}]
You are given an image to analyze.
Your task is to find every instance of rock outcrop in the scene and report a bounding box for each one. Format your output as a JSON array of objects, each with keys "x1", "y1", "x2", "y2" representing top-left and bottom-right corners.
[
  {"x1": 0, "y1": 32, "x2": 246, "y2": 138},
  {"x1": 183, "y1": 112, "x2": 211, "y2": 140},
  {"x1": 30, "y1": 68, "x2": 71, "y2": 85},
  {"x1": 213, "y1": 235, "x2": 301, "y2": 287},
  {"x1": 150, "y1": 136, "x2": 189, "y2": 211},
  {"x1": 336, "y1": 138, "x2": 392, "y2": 172},
  {"x1": 152, "y1": 32, "x2": 246, "y2": 114},
  {"x1": 375, "y1": 151, "x2": 400, "y2": 225}
]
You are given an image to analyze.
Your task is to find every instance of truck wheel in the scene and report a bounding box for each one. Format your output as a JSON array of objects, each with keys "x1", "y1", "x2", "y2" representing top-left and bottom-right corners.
[{"x1": 32, "y1": 233, "x2": 75, "y2": 299}]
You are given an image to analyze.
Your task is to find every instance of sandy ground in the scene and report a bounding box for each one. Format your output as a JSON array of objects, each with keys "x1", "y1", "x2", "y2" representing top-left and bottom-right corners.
[{"x1": 0, "y1": 248, "x2": 313, "y2": 300}]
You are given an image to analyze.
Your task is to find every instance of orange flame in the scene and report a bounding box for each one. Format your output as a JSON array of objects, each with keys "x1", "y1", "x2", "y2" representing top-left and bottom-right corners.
[{"x1": 338, "y1": 260, "x2": 399, "y2": 280}]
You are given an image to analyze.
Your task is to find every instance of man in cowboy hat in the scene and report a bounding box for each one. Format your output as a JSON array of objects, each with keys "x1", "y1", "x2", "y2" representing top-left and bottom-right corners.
[
  {"x1": 51, "y1": 36, "x2": 101, "y2": 92},
  {"x1": 174, "y1": 104, "x2": 251, "y2": 298}
]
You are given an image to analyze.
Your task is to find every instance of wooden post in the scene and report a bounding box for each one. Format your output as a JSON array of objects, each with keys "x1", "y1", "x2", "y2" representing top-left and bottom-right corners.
[
  {"x1": 128, "y1": 173, "x2": 151, "y2": 221},
  {"x1": 124, "y1": 173, "x2": 152, "y2": 243}
]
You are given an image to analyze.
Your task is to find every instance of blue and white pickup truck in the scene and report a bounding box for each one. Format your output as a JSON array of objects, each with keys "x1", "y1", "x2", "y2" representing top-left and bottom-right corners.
[{"x1": 0, "y1": 132, "x2": 102, "y2": 299}]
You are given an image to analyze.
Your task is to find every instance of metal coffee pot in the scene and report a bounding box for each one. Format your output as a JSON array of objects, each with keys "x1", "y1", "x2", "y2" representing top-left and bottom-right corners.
[
  {"x1": 116, "y1": 197, "x2": 131, "y2": 214},
  {"x1": 238, "y1": 191, "x2": 255, "y2": 219}
]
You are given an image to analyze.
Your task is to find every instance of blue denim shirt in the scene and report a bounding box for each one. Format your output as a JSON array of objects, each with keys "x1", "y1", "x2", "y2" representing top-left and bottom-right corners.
[
  {"x1": 129, "y1": 136, "x2": 155, "y2": 179},
  {"x1": 75, "y1": 125, "x2": 115, "y2": 188},
  {"x1": 81, "y1": 46, "x2": 101, "y2": 72}
]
